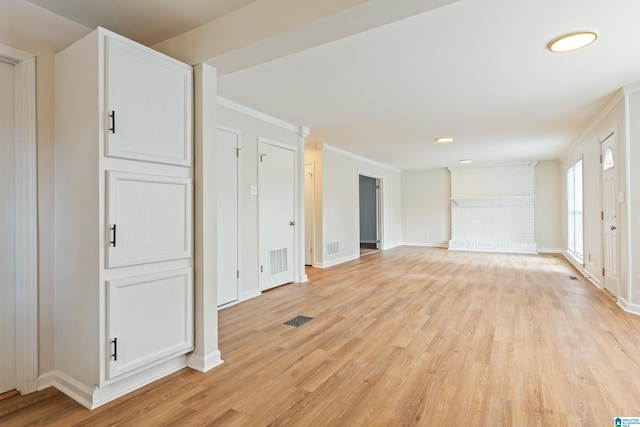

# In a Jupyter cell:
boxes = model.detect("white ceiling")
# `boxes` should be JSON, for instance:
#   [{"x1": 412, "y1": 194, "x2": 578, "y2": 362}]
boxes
[
  {"x1": 217, "y1": 0, "x2": 640, "y2": 170},
  {"x1": 24, "y1": 0, "x2": 256, "y2": 45},
  {"x1": 24, "y1": 0, "x2": 640, "y2": 170}
]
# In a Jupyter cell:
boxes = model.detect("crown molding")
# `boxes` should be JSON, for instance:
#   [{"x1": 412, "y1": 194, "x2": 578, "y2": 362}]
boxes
[
  {"x1": 560, "y1": 88, "x2": 625, "y2": 162},
  {"x1": 217, "y1": 96, "x2": 308, "y2": 136},
  {"x1": 322, "y1": 143, "x2": 401, "y2": 173}
]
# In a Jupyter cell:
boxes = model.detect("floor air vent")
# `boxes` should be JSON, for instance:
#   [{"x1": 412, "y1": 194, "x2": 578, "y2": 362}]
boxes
[
  {"x1": 569, "y1": 276, "x2": 578, "y2": 280},
  {"x1": 283, "y1": 315, "x2": 313, "y2": 327}
]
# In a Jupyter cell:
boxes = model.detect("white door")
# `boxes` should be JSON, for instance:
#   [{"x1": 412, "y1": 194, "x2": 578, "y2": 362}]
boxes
[
  {"x1": 304, "y1": 163, "x2": 314, "y2": 266},
  {"x1": 105, "y1": 36, "x2": 192, "y2": 166},
  {"x1": 0, "y1": 60, "x2": 16, "y2": 393},
  {"x1": 217, "y1": 128, "x2": 239, "y2": 306},
  {"x1": 259, "y1": 140, "x2": 296, "y2": 290},
  {"x1": 602, "y1": 134, "x2": 619, "y2": 295},
  {"x1": 106, "y1": 269, "x2": 193, "y2": 379},
  {"x1": 106, "y1": 171, "x2": 192, "y2": 268}
]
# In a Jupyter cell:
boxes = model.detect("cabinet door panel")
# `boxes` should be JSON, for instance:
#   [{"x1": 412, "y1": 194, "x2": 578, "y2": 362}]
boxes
[
  {"x1": 105, "y1": 36, "x2": 192, "y2": 166},
  {"x1": 106, "y1": 171, "x2": 192, "y2": 268},
  {"x1": 106, "y1": 269, "x2": 193, "y2": 379}
]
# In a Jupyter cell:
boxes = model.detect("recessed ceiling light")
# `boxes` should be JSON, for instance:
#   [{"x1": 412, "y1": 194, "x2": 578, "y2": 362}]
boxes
[
  {"x1": 459, "y1": 159, "x2": 473, "y2": 164},
  {"x1": 547, "y1": 31, "x2": 597, "y2": 53},
  {"x1": 435, "y1": 137, "x2": 454, "y2": 144}
]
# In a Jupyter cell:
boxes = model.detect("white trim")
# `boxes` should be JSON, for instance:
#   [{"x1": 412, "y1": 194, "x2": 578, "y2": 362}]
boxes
[
  {"x1": 218, "y1": 96, "x2": 308, "y2": 135},
  {"x1": 447, "y1": 160, "x2": 537, "y2": 171},
  {"x1": 315, "y1": 253, "x2": 360, "y2": 268},
  {"x1": 0, "y1": 44, "x2": 38, "y2": 395},
  {"x1": 50, "y1": 355, "x2": 190, "y2": 409},
  {"x1": 240, "y1": 289, "x2": 262, "y2": 302},
  {"x1": 323, "y1": 143, "x2": 401, "y2": 173},
  {"x1": 623, "y1": 81, "x2": 640, "y2": 95},
  {"x1": 187, "y1": 350, "x2": 223, "y2": 373},
  {"x1": 562, "y1": 251, "x2": 602, "y2": 289},
  {"x1": 561, "y1": 89, "x2": 625, "y2": 162},
  {"x1": 617, "y1": 297, "x2": 640, "y2": 317},
  {"x1": 537, "y1": 248, "x2": 563, "y2": 254},
  {"x1": 401, "y1": 242, "x2": 449, "y2": 249}
]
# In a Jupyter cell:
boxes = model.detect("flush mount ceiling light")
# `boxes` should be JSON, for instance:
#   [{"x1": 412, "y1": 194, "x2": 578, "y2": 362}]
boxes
[
  {"x1": 435, "y1": 136, "x2": 454, "y2": 144},
  {"x1": 547, "y1": 31, "x2": 598, "y2": 53},
  {"x1": 459, "y1": 159, "x2": 473, "y2": 164}
]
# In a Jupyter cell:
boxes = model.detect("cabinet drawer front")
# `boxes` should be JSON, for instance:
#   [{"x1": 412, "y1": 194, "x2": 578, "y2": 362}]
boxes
[
  {"x1": 106, "y1": 171, "x2": 192, "y2": 268},
  {"x1": 105, "y1": 36, "x2": 192, "y2": 166},
  {"x1": 106, "y1": 268, "x2": 193, "y2": 380}
]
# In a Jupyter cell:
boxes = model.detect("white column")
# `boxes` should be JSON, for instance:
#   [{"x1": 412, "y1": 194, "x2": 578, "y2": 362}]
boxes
[{"x1": 189, "y1": 63, "x2": 223, "y2": 372}]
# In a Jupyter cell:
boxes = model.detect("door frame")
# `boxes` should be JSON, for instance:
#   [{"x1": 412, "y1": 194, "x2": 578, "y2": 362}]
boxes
[
  {"x1": 258, "y1": 137, "x2": 299, "y2": 290},
  {"x1": 0, "y1": 44, "x2": 38, "y2": 394},
  {"x1": 357, "y1": 170, "x2": 384, "y2": 251},
  {"x1": 600, "y1": 129, "x2": 619, "y2": 296}
]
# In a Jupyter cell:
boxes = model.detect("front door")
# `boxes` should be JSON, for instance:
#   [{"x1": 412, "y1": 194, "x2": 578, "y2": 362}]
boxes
[
  {"x1": 259, "y1": 140, "x2": 296, "y2": 290},
  {"x1": 601, "y1": 133, "x2": 619, "y2": 296},
  {"x1": 0, "y1": 59, "x2": 16, "y2": 394}
]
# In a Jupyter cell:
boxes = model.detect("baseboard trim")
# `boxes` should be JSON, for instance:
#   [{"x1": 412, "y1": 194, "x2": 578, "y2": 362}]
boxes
[
  {"x1": 240, "y1": 289, "x2": 261, "y2": 302},
  {"x1": 537, "y1": 248, "x2": 563, "y2": 254},
  {"x1": 188, "y1": 350, "x2": 224, "y2": 373},
  {"x1": 50, "y1": 355, "x2": 189, "y2": 409},
  {"x1": 617, "y1": 297, "x2": 640, "y2": 316},
  {"x1": 562, "y1": 252, "x2": 602, "y2": 289},
  {"x1": 401, "y1": 242, "x2": 448, "y2": 249},
  {"x1": 315, "y1": 253, "x2": 360, "y2": 268}
]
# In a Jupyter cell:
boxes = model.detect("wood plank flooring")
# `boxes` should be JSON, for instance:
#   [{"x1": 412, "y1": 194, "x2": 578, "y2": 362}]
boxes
[{"x1": 3, "y1": 246, "x2": 640, "y2": 426}]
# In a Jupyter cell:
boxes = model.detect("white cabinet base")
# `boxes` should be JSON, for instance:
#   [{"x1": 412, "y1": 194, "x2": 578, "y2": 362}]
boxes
[{"x1": 49, "y1": 355, "x2": 188, "y2": 409}]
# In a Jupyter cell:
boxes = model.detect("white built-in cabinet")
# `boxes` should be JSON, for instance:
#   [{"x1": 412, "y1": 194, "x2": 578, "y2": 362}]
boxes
[{"x1": 55, "y1": 27, "x2": 193, "y2": 409}]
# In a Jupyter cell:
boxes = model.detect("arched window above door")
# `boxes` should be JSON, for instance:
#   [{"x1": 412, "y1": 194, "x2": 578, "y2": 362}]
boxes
[{"x1": 603, "y1": 147, "x2": 614, "y2": 171}]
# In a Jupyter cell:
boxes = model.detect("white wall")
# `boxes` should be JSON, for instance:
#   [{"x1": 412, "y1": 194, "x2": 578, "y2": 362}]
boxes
[
  {"x1": 217, "y1": 102, "x2": 302, "y2": 300},
  {"x1": 0, "y1": 0, "x2": 90, "y2": 375},
  {"x1": 560, "y1": 94, "x2": 626, "y2": 294},
  {"x1": 401, "y1": 168, "x2": 450, "y2": 246},
  {"x1": 624, "y1": 87, "x2": 640, "y2": 310},
  {"x1": 535, "y1": 160, "x2": 562, "y2": 252},
  {"x1": 310, "y1": 144, "x2": 402, "y2": 267},
  {"x1": 401, "y1": 161, "x2": 562, "y2": 252}
]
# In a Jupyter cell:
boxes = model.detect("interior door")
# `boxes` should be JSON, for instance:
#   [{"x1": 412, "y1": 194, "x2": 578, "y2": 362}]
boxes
[
  {"x1": 259, "y1": 140, "x2": 296, "y2": 290},
  {"x1": 0, "y1": 60, "x2": 16, "y2": 394},
  {"x1": 304, "y1": 163, "x2": 314, "y2": 266},
  {"x1": 217, "y1": 128, "x2": 239, "y2": 306},
  {"x1": 602, "y1": 133, "x2": 619, "y2": 295}
]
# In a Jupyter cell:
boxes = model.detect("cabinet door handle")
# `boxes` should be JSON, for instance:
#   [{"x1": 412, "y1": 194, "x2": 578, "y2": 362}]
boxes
[
  {"x1": 111, "y1": 337, "x2": 118, "y2": 361},
  {"x1": 109, "y1": 110, "x2": 116, "y2": 133},
  {"x1": 110, "y1": 224, "x2": 117, "y2": 247}
]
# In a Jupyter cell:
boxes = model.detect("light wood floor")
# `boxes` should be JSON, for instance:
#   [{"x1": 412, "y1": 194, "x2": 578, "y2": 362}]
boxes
[{"x1": 3, "y1": 246, "x2": 640, "y2": 426}]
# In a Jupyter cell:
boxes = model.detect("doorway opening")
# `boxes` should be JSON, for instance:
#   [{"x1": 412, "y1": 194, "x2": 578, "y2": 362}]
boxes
[{"x1": 359, "y1": 174, "x2": 381, "y2": 257}]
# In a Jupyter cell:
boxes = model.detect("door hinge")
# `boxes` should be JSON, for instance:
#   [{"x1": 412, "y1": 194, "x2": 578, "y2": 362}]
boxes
[
  {"x1": 601, "y1": 211, "x2": 604, "y2": 220},
  {"x1": 602, "y1": 267, "x2": 605, "y2": 276},
  {"x1": 237, "y1": 270, "x2": 240, "y2": 278},
  {"x1": 260, "y1": 154, "x2": 266, "y2": 163},
  {"x1": 260, "y1": 265, "x2": 264, "y2": 273},
  {"x1": 600, "y1": 154, "x2": 603, "y2": 163},
  {"x1": 236, "y1": 147, "x2": 241, "y2": 157}
]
